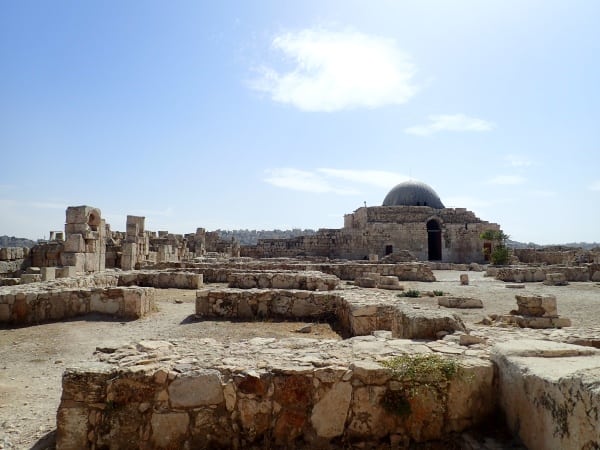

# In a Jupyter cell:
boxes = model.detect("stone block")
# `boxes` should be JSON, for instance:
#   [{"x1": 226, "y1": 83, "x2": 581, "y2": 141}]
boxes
[
  {"x1": 515, "y1": 294, "x2": 557, "y2": 317},
  {"x1": 56, "y1": 407, "x2": 90, "y2": 450},
  {"x1": 20, "y1": 273, "x2": 41, "y2": 284},
  {"x1": 168, "y1": 370, "x2": 224, "y2": 407},
  {"x1": 40, "y1": 266, "x2": 56, "y2": 281},
  {"x1": 0, "y1": 303, "x2": 10, "y2": 321},
  {"x1": 310, "y1": 381, "x2": 352, "y2": 438},
  {"x1": 491, "y1": 340, "x2": 600, "y2": 450},
  {"x1": 391, "y1": 306, "x2": 467, "y2": 339},
  {"x1": 64, "y1": 234, "x2": 85, "y2": 253},
  {"x1": 438, "y1": 296, "x2": 483, "y2": 309},
  {"x1": 460, "y1": 274, "x2": 469, "y2": 285},
  {"x1": 90, "y1": 293, "x2": 120, "y2": 315},
  {"x1": 56, "y1": 266, "x2": 77, "y2": 278},
  {"x1": 61, "y1": 253, "x2": 85, "y2": 273},
  {"x1": 544, "y1": 272, "x2": 568, "y2": 286},
  {"x1": 150, "y1": 412, "x2": 189, "y2": 448}
]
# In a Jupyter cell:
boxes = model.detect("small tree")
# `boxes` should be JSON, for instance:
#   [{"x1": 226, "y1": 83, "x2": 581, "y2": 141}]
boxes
[{"x1": 480, "y1": 230, "x2": 510, "y2": 265}]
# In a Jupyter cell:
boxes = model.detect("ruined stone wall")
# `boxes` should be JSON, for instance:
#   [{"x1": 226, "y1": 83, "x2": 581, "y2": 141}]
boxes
[
  {"x1": 118, "y1": 271, "x2": 203, "y2": 289},
  {"x1": 512, "y1": 248, "x2": 598, "y2": 265},
  {"x1": 57, "y1": 338, "x2": 495, "y2": 449},
  {"x1": 152, "y1": 261, "x2": 435, "y2": 283},
  {"x1": 227, "y1": 270, "x2": 339, "y2": 291},
  {"x1": 490, "y1": 264, "x2": 600, "y2": 282},
  {"x1": 0, "y1": 286, "x2": 154, "y2": 325},
  {"x1": 0, "y1": 247, "x2": 28, "y2": 277}
]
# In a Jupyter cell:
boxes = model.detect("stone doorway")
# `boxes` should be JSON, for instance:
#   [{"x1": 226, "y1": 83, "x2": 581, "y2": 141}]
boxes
[
  {"x1": 385, "y1": 245, "x2": 393, "y2": 256},
  {"x1": 427, "y1": 219, "x2": 442, "y2": 260}
]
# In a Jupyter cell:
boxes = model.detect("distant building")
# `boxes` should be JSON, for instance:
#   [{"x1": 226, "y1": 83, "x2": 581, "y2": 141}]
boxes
[{"x1": 244, "y1": 180, "x2": 501, "y2": 263}]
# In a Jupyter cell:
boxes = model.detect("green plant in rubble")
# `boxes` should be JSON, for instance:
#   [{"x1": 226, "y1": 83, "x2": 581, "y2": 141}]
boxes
[
  {"x1": 433, "y1": 290, "x2": 445, "y2": 296},
  {"x1": 382, "y1": 353, "x2": 459, "y2": 384},
  {"x1": 397, "y1": 289, "x2": 421, "y2": 298},
  {"x1": 380, "y1": 353, "x2": 461, "y2": 418}
]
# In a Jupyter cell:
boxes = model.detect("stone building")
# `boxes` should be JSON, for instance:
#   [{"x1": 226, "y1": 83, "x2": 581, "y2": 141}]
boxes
[{"x1": 244, "y1": 180, "x2": 501, "y2": 264}]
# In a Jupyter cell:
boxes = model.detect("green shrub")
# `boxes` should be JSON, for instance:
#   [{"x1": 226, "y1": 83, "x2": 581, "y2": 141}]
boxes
[
  {"x1": 433, "y1": 290, "x2": 445, "y2": 296},
  {"x1": 382, "y1": 353, "x2": 459, "y2": 383},
  {"x1": 397, "y1": 289, "x2": 420, "y2": 298}
]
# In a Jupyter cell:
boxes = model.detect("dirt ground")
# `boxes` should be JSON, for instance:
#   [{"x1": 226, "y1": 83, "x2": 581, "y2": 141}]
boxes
[{"x1": 1, "y1": 271, "x2": 599, "y2": 449}]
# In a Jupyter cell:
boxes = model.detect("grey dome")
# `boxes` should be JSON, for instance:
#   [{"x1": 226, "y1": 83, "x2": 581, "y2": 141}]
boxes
[{"x1": 382, "y1": 180, "x2": 445, "y2": 208}]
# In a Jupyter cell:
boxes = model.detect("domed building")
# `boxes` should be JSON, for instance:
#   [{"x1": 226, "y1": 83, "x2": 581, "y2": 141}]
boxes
[
  {"x1": 382, "y1": 180, "x2": 445, "y2": 209},
  {"x1": 249, "y1": 180, "x2": 502, "y2": 263}
]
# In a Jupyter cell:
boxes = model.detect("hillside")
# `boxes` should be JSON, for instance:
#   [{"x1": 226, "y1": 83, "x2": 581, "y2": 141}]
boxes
[{"x1": 0, "y1": 235, "x2": 37, "y2": 248}]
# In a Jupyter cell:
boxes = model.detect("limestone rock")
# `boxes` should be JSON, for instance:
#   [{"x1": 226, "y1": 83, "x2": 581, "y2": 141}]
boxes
[
  {"x1": 391, "y1": 306, "x2": 467, "y2": 339},
  {"x1": 491, "y1": 339, "x2": 600, "y2": 450},
  {"x1": 438, "y1": 296, "x2": 483, "y2": 309},
  {"x1": 544, "y1": 272, "x2": 568, "y2": 286},
  {"x1": 515, "y1": 294, "x2": 557, "y2": 317}
]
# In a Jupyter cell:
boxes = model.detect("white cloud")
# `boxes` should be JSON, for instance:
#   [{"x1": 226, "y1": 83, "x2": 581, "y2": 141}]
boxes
[
  {"x1": 316, "y1": 168, "x2": 409, "y2": 188},
  {"x1": 405, "y1": 114, "x2": 494, "y2": 136},
  {"x1": 263, "y1": 168, "x2": 409, "y2": 194},
  {"x1": 250, "y1": 28, "x2": 418, "y2": 112},
  {"x1": 505, "y1": 154, "x2": 533, "y2": 167},
  {"x1": 263, "y1": 168, "x2": 359, "y2": 195},
  {"x1": 589, "y1": 180, "x2": 600, "y2": 191},
  {"x1": 487, "y1": 175, "x2": 526, "y2": 185}
]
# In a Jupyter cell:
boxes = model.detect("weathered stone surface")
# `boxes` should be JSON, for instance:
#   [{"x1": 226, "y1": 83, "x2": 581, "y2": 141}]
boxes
[
  {"x1": 168, "y1": 370, "x2": 224, "y2": 407},
  {"x1": 0, "y1": 284, "x2": 154, "y2": 324},
  {"x1": 491, "y1": 340, "x2": 600, "y2": 450},
  {"x1": 544, "y1": 272, "x2": 569, "y2": 286},
  {"x1": 227, "y1": 270, "x2": 339, "y2": 291},
  {"x1": 57, "y1": 336, "x2": 495, "y2": 449},
  {"x1": 438, "y1": 296, "x2": 483, "y2": 309},
  {"x1": 515, "y1": 293, "x2": 558, "y2": 317},
  {"x1": 391, "y1": 306, "x2": 467, "y2": 339},
  {"x1": 151, "y1": 412, "x2": 189, "y2": 448},
  {"x1": 494, "y1": 265, "x2": 592, "y2": 283}
]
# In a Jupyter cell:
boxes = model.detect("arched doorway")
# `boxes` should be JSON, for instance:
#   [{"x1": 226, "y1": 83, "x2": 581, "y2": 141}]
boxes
[{"x1": 427, "y1": 219, "x2": 442, "y2": 261}]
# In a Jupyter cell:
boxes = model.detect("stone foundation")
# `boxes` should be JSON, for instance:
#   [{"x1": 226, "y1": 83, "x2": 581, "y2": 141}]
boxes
[
  {"x1": 227, "y1": 270, "x2": 339, "y2": 291},
  {"x1": 196, "y1": 288, "x2": 468, "y2": 339},
  {"x1": 0, "y1": 286, "x2": 154, "y2": 324},
  {"x1": 490, "y1": 265, "x2": 598, "y2": 282},
  {"x1": 153, "y1": 261, "x2": 436, "y2": 283},
  {"x1": 57, "y1": 337, "x2": 495, "y2": 449},
  {"x1": 118, "y1": 270, "x2": 203, "y2": 289}
]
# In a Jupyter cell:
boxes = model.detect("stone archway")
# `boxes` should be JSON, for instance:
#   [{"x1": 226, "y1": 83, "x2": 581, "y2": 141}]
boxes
[{"x1": 427, "y1": 219, "x2": 442, "y2": 261}]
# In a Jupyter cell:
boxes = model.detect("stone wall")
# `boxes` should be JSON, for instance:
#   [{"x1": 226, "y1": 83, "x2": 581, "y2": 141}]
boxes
[
  {"x1": 513, "y1": 248, "x2": 599, "y2": 265},
  {"x1": 0, "y1": 286, "x2": 154, "y2": 325},
  {"x1": 491, "y1": 264, "x2": 600, "y2": 282},
  {"x1": 196, "y1": 288, "x2": 341, "y2": 323},
  {"x1": 196, "y1": 288, "x2": 466, "y2": 339},
  {"x1": 227, "y1": 270, "x2": 340, "y2": 291},
  {"x1": 57, "y1": 338, "x2": 495, "y2": 449},
  {"x1": 118, "y1": 271, "x2": 203, "y2": 290},
  {"x1": 150, "y1": 261, "x2": 436, "y2": 283}
]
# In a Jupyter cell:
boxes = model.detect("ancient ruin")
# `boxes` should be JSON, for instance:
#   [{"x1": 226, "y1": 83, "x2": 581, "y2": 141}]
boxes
[{"x1": 1, "y1": 186, "x2": 600, "y2": 449}]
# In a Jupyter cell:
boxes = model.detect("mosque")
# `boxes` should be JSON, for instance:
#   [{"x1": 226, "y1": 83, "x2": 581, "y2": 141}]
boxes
[{"x1": 246, "y1": 180, "x2": 502, "y2": 263}]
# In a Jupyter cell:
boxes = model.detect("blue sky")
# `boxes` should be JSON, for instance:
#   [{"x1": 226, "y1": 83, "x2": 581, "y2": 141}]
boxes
[{"x1": 1, "y1": 1, "x2": 599, "y2": 244}]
